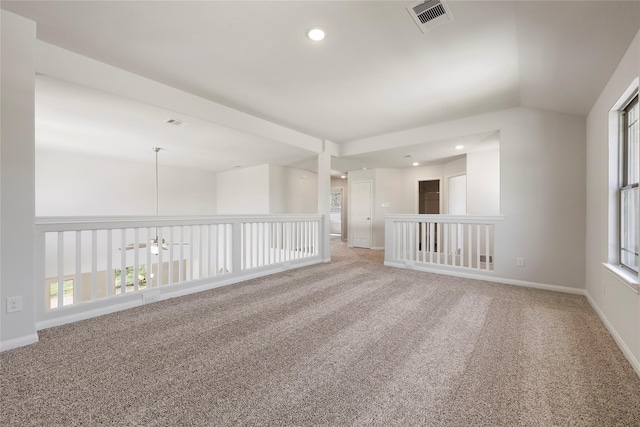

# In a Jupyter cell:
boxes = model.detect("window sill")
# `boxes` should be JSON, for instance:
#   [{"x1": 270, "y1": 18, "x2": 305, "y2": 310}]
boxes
[{"x1": 602, "y1": 263, "x2": 639, "y2": 294}]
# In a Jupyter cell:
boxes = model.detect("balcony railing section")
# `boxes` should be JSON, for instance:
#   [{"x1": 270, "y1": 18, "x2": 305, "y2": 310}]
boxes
[
  {"x1": 36, "y1": 215, "x2": 322, "y2": 326},
  {"x1": 385, "y1": 215, "x2": 502, "y2": 272}
]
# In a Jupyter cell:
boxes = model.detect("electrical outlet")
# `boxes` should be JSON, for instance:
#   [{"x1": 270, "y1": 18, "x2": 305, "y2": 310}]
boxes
[
  {"x1": 6, "y1": 296, "x2": 22, "y2": 313},
  {"x1": 142, "y1": 291, "x2": 160, "y2": 305},
  {"x1": 516, "y1": 257, "x2": 525, "y2": 267}
]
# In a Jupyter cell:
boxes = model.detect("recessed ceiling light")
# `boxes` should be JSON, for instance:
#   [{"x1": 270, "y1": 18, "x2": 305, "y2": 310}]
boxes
[
  {"x1": 455, "y1": 145, "x2": 464, "y2": 150},
  {"x1": 307, "y1": 28, "x2": 326, "y2": 41},
  {"x1": 412, "y1": 162, "x2": 419, "y2": 166},
  {"x1": 341, "y1": 175, "x2": 346, "y2": 179},
  {"x1": 362, "y1": 167, "x2": 367, "y2": 170}
]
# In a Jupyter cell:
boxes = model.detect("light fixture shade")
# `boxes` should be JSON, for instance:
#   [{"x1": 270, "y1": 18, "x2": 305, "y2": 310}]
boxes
[{"x1": 150, "y1": 239, "x2": 159, "y2": 255}]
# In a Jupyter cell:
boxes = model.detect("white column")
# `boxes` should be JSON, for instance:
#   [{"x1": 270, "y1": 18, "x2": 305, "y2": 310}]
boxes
[
  {"x1": 318, "y1": 142, "x2": 331, "y2": 262},
  {"x1": 0, "y1": 11, "x2": 38, "y2": 351}
]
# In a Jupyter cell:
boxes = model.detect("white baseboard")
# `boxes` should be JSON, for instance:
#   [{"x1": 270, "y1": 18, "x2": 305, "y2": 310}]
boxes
[
  {"x1": 584, "y1": 291, "x2": 640, "y2": 378},
  {"x1": 385, "y1": 261, "x2": 585, "y2": 295},
  {"x1": 0, "y1": 332, "x2": 39, "y2": 352},
  {"x1": 37, "y1": 299, "x2": 143, "y2": 331}
]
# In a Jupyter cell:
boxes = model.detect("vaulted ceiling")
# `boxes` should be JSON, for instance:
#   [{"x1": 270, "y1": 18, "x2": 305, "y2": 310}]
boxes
[{"x1": 3, "y1": 1, "x2": 639, "y2": 171}]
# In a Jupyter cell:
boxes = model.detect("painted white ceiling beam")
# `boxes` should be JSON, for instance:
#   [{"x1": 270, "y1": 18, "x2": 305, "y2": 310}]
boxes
[{"x1": 36, "y1": 41, "x2": 326, "y2": 155}]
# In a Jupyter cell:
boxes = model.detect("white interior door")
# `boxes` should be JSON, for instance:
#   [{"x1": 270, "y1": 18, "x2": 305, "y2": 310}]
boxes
[{"x1": 351, "y1": 180, "x2": 372, "y2": 248}]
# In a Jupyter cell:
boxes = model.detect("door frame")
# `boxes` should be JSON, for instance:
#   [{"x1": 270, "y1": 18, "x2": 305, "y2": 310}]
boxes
[{"x1": 415, "y1": 176, "x2": 443, "y2": 214}]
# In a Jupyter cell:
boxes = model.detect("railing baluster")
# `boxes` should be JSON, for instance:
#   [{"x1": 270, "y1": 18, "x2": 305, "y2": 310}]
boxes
[
  {"x1": 75, "y1": 231, "x2": 82, "y2": 304},
  {"x1": 134, "y1": 228, "x2": 139, "y2": 291},
  {"x1": 120, "y1": 229, "x2": 127, "y2": 294},
  {"x1": 57, "y1": 231, "x2": 64, "y2": 308},
  {"x1": 158, "y1": 227, "x2": 164, "y2": 286},
  {"x1": 214, "y1": 224, "x2": 220, "y2": 276},
  {"x1": 476, "y1": 224, "x2": 481, "y2": 270},
  {"x1": 221, "y1": 224, "x2": 227, "y2": 273},
  {"x1": 189, "y1": 226, "x2": 194, "y2": 280},
  {"x1": 197, "y1": 225, "x2": 202, "y2": 279},
  {"x1": 485, "y1": 224, "x2": 491, "y2": 271},
  {"x1": 445, "y1": 223, "x2": 450, "y2": 266},
  {"x1": 146, "y1": 227, "x2": 152, "y2": 286},
  {"x1": 168, "y1": 226, "x2": 174, "y2": 284},
  {"x1": 91, "y1": 230, "x2": 97, "y2": 301},
  {"x1": 179, "y1": 226, "x2": 185, "y2": 280},
  {"x1": 106, "y1": 229, "x2": 113, "y2": 297},
  {"x1": 207, "y1": 225, "x2": 212, "y2": 278},
  {"x1": 460, "y1": 224, "x2": 465, "y2": 268},
  {"x1": 468, "y1": 223, "x2": 472, "y2": 268}
]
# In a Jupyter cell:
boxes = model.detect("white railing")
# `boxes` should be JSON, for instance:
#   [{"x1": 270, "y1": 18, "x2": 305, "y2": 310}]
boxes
[
  {"x1": 35, "y1": 215, "x2": 322, "y2": 328},
  {"x1": 384, "y1": 215, "x2": 503, "y2": 272}
]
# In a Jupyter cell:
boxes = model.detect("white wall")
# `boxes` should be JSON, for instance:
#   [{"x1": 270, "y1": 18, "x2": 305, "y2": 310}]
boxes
[
  {"x1": 269, "y1": 165, "x2": 286, "y2": 214},
  {"x1": 216, "y1": 164, "x2": 269, "y2": 214},
  {"x1": 0, "y1": 11, "x2": 38, "y2": 350},
  {"x1": 218, "y1": 164, "x2": 318, "y2": 215},
  {"x1": 346, "y1": 106, "x2": 586, "y2": 290},
  {"x1": 280, "y1": 166, "x2": 318, "y2": 214},
  {"x1": 586, "y1": 30, "x2": 640, "y2": 371},
  {"x1": 36, "y1": 149, "x2": 217, "y2": 216},
  {"x1": 467, "y1": 148, "x2": 500, "y2": 215},
  {"x1": 373, "y1": 169, "x2": 405, "y2": 248}
]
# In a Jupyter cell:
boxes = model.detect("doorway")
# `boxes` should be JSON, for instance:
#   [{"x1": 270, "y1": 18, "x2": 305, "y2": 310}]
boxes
[
  {"x1": 418, "y1": 179, "x2": 440, "y2": 214},
  {"x1": 330, "y1": 188, "x2": 343, "y2": 238}
]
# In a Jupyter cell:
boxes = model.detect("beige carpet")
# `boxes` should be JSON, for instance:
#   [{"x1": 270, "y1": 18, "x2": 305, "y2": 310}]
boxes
[{"x1": 2, "y1": 240, "x2": 640, "y2": 426}]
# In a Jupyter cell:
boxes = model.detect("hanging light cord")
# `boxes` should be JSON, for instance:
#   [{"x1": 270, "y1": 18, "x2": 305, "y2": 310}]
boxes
[
  {"x1": 153, "y1": 147, "x2": 162, "y2": 245},
  {"x1": 153, "y1": 147, "x2": 161, "y2": 217}
]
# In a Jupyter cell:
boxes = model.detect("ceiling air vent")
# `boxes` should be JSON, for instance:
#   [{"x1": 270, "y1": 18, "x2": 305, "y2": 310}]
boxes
[
  {"x1": 407, "y1": 0, "x2": 454, "y2": 34},
  {"x1": 164, "y1": 118, "x2": 190, "y2": 127}
]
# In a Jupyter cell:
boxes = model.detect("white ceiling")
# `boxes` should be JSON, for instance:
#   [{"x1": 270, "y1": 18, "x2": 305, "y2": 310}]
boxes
[
  {"x1": 35, "y1": 75, "x2": 315, "y2": 172},
  {"x1": 3, "y1": 1, "x2": 640, "y2": 172}
]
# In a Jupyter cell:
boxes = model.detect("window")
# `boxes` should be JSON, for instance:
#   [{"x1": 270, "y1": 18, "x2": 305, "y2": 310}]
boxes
[
  {"x1": 114, "y1": 265, "x2": 148, "y2": 292},
  {"x1": 49, "y1": 279, "x2": 74, "y2": 308},
  {"x1": 620, "y1": 94, "x2": 639, "y2": 272}
]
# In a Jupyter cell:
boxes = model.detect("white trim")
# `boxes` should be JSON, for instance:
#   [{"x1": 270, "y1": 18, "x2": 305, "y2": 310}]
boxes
[
  {"x1": 387, "y1": 214, "x2": 504, "y2": 223},
  {"x1": 384, "y1": 261, "x2": 585, "y2": 295},
  {"x1": 603, "y1": 262, "x2": 639, "y2": 293},
  {"x1": 584, "y1": 290, "x2": 640, "y2": 378},
  {"x1": 0, "y1": 333, "x2": 39, "y2": 352}
]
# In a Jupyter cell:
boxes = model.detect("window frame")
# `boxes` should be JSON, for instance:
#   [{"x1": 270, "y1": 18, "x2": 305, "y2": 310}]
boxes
[{"x1": 619, "y1": 93, "x2": 639, "y2": 273}]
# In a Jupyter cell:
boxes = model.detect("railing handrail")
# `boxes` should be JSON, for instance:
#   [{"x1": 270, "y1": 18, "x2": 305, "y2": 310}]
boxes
[
  {"x1": 386, "y1": 214, "x2": 504, "y2": 224},
  {"x1": 36, "y1": 214, "x2": 323, "y2": 231}
]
